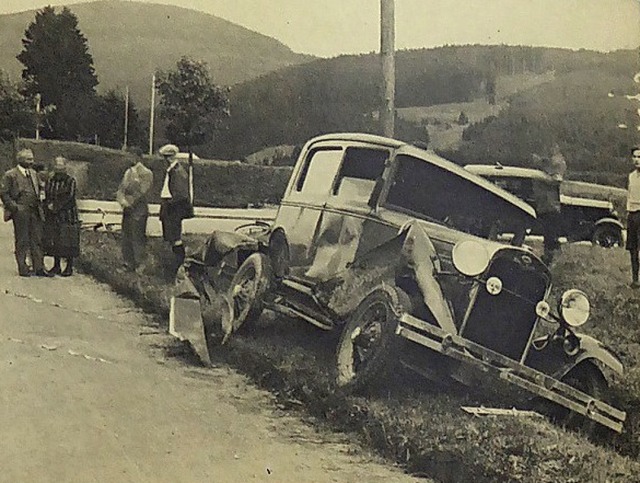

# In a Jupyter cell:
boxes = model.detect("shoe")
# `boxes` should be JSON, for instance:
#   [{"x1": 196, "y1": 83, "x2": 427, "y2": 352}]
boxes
[
  {"x1": 34, "y1": 270, "x2": 54, "y2": 278},
  {"x1": 631, "y1": 281, "x2": 640, "y2": 289},
  {"x1": 18, "y1": 271, "x2": 31, "y2": 277},
  {"x1": 60, "y1": 268, "x2": 73, "y2": 277},
  {"x1": 49, "y1": 266, "x2": 62, "y2": 275}
]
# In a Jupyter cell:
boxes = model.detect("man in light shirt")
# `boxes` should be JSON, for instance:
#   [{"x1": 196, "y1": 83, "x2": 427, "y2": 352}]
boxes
[
  {"x1": 158, "y1": 144, "x2": 193, "y2": 279},
  {"x1": 116, "y1": 148, "x2": 153, "y2": 272},
  {"x1": 627, "y1": 146, "x2": 640, "y2": 288}
]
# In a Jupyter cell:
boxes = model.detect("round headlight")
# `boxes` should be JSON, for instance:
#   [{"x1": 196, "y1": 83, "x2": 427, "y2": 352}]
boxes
[
  {"x1": 559, "y1": 289, "x2": 590, "y2": 327},
  {"x1": 452, "y1": 240, "x2": 491, "y2": 277}
]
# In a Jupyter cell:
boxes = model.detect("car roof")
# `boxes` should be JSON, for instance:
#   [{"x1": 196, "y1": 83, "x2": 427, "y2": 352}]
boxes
[
  {"x1": 305, "y1": 133, "x2": 537, "y2": 219},
  {"x1": 464, "y1": 164, "x2": 553, "y2": 181}
]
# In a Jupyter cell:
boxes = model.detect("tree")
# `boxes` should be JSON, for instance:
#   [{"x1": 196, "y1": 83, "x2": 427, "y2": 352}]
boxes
[
  {"x1": 155, "y1": 56, "x2": 230, "y2": 154},
  {"x1": 95, "y1": 90, "x2": 146, "y2": 150},
  {"x1": 0, "y1": 72, "x2": 34, "y2": 141},
  {"x1": 17, "y1": 6, "x2": 99, "y2": 141}
]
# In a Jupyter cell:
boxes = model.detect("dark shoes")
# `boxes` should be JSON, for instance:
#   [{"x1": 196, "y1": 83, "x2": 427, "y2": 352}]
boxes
[
  {"x1": 49, "y1": 265, "x2": 62, "y2": 275},
  {"x1": 18, "y1": 270, "x2": 31, "y2": 277},
  {"x1": 631, "y1": 281, "x2": 640, "y2": 289},
  {"x1": 60, "y1": 268, "x2": 73, "y2": 277},
  {"x1": 34, "y1": 269, "x2": 54, "y2": 278}
]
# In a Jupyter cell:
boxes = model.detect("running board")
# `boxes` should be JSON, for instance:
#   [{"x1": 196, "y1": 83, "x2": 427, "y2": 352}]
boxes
[{"x1": 396, "y1": 313, "x2": 626, "y2": 433}]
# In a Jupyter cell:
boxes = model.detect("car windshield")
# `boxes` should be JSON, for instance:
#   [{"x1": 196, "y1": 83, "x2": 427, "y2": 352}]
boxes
[{"x1": 384, "y1": 154, "x2": 533, "y2": 241}]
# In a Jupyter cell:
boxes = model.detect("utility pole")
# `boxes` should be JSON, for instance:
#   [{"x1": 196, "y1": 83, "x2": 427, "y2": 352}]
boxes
[
  {"x1": 149, "y1": 74, "x2": 156, "y2": 155},
  {"x1": 380, "y1": 0, "x2": 395, "y2": 138},
  {"x1": 123, "y1": 85, "x2": 129, "y2": 150}
]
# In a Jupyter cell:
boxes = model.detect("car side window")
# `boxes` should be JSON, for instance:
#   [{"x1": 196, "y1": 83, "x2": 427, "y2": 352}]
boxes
[
  {"x1": 332, "y1": 147, "x2": 388, "y2": 203},
  {"x1": 295, "y1": 147, "x2": 344, "y2": 196}
]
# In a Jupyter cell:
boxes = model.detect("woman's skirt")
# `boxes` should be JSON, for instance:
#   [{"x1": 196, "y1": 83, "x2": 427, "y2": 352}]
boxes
[{"x1": 44, "y1": 222, "x2": 80, "y2": 258}]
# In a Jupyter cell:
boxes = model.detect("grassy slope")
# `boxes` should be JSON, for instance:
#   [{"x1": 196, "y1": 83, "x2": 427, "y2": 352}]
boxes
[{"x1": 78, "y1": 230, "x2": 640, "y2": 482}]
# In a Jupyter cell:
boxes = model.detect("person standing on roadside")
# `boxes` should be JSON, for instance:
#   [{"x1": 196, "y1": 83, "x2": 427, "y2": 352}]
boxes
[
  {"x1": 533, "y1": 146, "x2": 567, "y2": 265},
  {"x1": 43, "y1": 156, "x2": 80, "y2": 276},
  {"x1": 0, "y1": 148, "x2": 52, "y2": 277},
  {"x1": 158, "y1": 144, "x2": 193, "y2": 278},
  {"x1": 116, "y1": 149, "x2": 153, "y2": 272},
  {"x1": 626, "y1": 146, "x2": 640, "y2": 288}
]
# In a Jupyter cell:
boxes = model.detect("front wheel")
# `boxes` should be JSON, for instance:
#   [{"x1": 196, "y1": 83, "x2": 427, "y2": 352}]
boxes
[
  {"x1": 592, "y1": 224, "x2": 623, "y2": 248},
  {"x1": 335, "y1": 286, "x2": 409, "y2": 393},
  {"x1": 556, "y1": 362, "x2": 613, "y2": 436},
  {"x1": 227, "y1": 253, "x2": 273, "y2": 336}
]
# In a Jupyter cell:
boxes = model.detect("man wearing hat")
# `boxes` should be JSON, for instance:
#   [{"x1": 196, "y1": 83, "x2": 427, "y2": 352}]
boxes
[
  {"x1": 158, "y1": 144, "x2": 193, "y2": 277},
  {"x1": 0, "y1": 148, "x2": 52, "y2": 277}
]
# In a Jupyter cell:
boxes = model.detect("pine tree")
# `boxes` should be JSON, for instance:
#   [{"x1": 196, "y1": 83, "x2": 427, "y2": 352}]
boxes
[{"x1": 17, "y1": 6, "x2": 99, "y2": 140}]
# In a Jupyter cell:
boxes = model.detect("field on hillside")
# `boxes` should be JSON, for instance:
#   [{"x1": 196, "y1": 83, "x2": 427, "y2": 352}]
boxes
[
  {"x1": 79, "y1": 230, "x2": 640, "y2": 481},
  {"x1": 396, "y1": 72, "x2": 557, "y2": 151}
]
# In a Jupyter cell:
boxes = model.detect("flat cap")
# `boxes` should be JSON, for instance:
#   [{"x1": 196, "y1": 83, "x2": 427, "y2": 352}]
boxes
[{"x1": 159, "y1": 144, "x2": 179, "y2": 157}]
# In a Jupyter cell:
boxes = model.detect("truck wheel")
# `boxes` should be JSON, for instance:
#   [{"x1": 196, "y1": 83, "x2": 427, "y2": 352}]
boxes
[
  {"x1": 335, "y1": 286, "x2": 410, "y2": 393},
  {"x1": 228, "y1": 253, "x2": 273, "y2": 334},
  {"x1": 592, "y1": 225, "x2": 622, "y2": 248},
  {"x1": 555, "y1": 362, "x2": 613, "y2": 436}
]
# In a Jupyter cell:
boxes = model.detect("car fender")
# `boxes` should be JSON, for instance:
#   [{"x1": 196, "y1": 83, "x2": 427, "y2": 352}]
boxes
[
  {"x1": 572, "y1": 333, "x2": 624, "y2": 377},
  {"x1": 526, "y1": 333, "x2": 623, "y2": 379},
  {"x1": 399, "y1": 221, "x2": 457, "y2": 334},
  {"x1": 200, "y1": 230, "x2": 262, "y2": 268},
  {"x1": 594, "y1": 217, "x2": 624, "y2": 230}
]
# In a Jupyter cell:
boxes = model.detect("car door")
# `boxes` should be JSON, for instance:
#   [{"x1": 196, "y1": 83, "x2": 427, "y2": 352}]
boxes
[
  {"x1": 304, "y1": 146, "x2": 391, "y2": 280},
  {"x1": 275, "y1": 145, "x2": 345, "y2": 278}
]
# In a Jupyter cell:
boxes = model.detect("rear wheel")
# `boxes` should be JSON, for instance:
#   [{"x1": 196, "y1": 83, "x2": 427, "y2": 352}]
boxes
[
  {"x1": 227, "y1": 253, "x2": 273, "y2": 334},
  {"x1": 335, "y1": 286, "x2": 410, "y2": 393},
  {"x1": 592, "y1": 224, "x2": 622, "y2": 248}
]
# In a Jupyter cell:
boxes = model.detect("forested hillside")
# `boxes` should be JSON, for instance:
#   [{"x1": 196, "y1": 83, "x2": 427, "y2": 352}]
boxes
[
  {"x1": 212, "y1": 45, "x2": 638, "y2": 183},
  {"x1": 0, "y1": 1, "x2": 313, "y2": 103}
]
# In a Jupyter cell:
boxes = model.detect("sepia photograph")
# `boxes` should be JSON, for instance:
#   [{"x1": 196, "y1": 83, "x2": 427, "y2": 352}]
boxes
[{"x1": 0, "y1": 1, "x2": 639, "y2": 481}]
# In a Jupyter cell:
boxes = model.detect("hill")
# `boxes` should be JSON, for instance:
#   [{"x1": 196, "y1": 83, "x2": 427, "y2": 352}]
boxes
[
  {"x1": 0, "y1": 0, "x2": 313, "y2": 103},
  {"x1": 211, "y1": 45, "x2": 637, "y2": 180}
]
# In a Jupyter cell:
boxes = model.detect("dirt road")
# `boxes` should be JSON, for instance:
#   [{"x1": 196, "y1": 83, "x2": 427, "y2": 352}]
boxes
[{"x1": 0, "y1": 224, "x2": 423, "y2": 483}]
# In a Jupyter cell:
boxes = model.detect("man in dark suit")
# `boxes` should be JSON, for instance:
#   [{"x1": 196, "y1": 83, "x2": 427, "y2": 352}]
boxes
[
  {"x1": 158, "y1": 144, "x2": 193, "y2": 277},
  {"x1": 0, "y1": 148, "x2": 52, "y2": 277}
]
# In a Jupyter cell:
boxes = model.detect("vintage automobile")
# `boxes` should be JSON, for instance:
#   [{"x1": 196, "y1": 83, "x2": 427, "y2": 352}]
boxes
[
  {"x1": 464, "y1": 164, "x2": 624, "y2": 248},
  {"x1": 176, "y1": 133, "x2": 626, "y2": 434}
]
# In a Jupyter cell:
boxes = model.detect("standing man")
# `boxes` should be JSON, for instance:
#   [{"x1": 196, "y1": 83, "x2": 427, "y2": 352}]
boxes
[
  {"x1": 116, "y1": 149, "x2": 153, "y2": 272},
  {"x1": 627, "y1": 146, "x2": 640, "y2": 288},
  {"x1": 158, "y1": 144, "x2": 193, "y2": 278},
  {"x1": 0, "y1": 148, "x2": 52, "y2": 277}
]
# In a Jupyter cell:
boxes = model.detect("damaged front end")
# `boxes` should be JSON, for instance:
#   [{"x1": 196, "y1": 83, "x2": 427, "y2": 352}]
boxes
[{"x1": 169, "y1": 230, "x2": 266, "y2": 364}]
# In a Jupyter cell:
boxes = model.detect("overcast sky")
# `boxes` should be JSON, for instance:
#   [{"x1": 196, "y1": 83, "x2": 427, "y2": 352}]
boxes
[{"x1": 1, "y1": 0, "x2": 639, "y2": 57}]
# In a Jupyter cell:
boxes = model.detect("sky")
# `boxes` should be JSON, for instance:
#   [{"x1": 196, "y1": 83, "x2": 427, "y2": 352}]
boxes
[{"x1": 1, "y1": 0, "x2": 639, "y2": 57}]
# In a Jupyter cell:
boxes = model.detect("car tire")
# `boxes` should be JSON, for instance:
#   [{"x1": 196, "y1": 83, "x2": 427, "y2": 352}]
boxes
[
  {"x1": 592, "y1": 224, "x2": 623, "y2": 248},
  {"x1": 555, "y1": 361, "x2": 614, "y2": 437},
  {"x1": 228, "y1": 253, "x2": 273, "y2": 334},
  {"x1": 334, "y1": 285, "x2": 410, "y2": 393}
]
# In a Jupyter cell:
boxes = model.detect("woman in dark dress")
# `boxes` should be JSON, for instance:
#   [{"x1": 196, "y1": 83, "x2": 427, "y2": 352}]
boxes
[{"x1": 44, "y1": 156, "x2": 80, "y2": 276}]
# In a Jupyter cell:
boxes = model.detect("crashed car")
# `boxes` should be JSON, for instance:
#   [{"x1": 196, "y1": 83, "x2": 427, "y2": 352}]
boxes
[
  {"x1": 176, "y1": 133, "x2": 626, "y2": 434},
  {"x1": 464, "y1": 164, "x2": 624, "y2": 248}
]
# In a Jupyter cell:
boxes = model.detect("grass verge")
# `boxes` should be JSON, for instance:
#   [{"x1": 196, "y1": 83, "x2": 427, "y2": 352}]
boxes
[{"x1": 79, "y1": 231, "x2": 640, "y2": 482}]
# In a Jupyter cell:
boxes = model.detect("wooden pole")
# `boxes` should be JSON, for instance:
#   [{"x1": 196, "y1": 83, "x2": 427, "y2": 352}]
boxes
[
  {"x1": 380, "y1": 0, "x2": 395, "y2": 138},
  {"x1": 149, "y1": 74, "x2": 156, "y2": 155},
  {"x1": 35, "y1": 93, "x2": 41, "y2": 140},
  {"x1": 123, "y1": 85, "x2": 129, "y2": 150}
]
